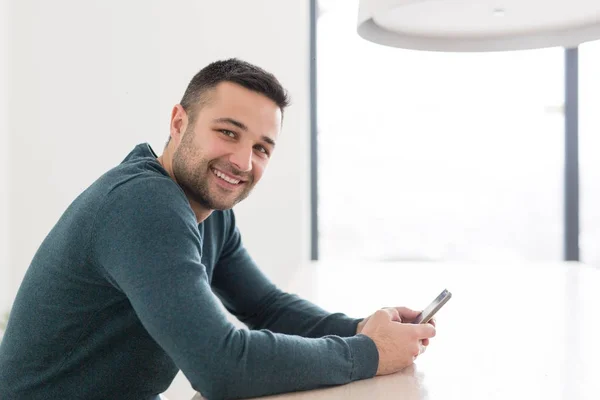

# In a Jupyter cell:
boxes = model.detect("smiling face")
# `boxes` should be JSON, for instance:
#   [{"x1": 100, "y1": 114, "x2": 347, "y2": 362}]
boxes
[{"x1": 171, "y1": 81, "x2": 282, "y2": 211}]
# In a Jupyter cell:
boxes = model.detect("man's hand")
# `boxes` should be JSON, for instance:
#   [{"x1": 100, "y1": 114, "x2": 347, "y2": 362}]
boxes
[
  {"x1": 357, "y1": 307, "x2": 435, "y2": 346},
  {"x1": 358, "y1": 308, "x2": 436, "y2": 375}
]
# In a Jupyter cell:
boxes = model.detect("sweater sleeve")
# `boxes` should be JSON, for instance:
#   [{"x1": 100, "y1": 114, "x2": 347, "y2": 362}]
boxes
[
  {"x1": 91, "y1": 178, "x2": 378, "y2": 400},
  {"x1": 212, "y1": 210, "x2": 362, "y2": 338}
]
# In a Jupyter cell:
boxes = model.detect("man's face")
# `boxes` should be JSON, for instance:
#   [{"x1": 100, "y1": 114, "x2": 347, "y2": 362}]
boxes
[{"x1": 172, "y1": 82, "x2": 282, "y2": 211}]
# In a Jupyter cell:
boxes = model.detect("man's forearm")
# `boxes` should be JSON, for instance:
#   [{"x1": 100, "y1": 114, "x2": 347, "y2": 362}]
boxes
[
  {"x1": 188, "y1": 331, "x2": 378, "y2": 399},
  {"x1": 212, "y1": 237, "x2": 361, "y2": 338},
  {"x1": 238, "y1": 288, "x2": 361, "y2": 338},
  {"x1": 188, "y1": 333, "x2": 377, "y2": 400}
]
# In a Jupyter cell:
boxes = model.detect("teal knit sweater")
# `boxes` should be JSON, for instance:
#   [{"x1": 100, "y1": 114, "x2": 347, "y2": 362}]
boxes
[{"x1": 0, "y1": 144, "x2": 378, "y2": 400}]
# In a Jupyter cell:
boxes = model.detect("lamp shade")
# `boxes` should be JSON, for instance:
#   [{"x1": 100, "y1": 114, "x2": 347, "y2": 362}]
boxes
[{"x1": 357, "y1": 0, "x2": 600, "y2": 51}]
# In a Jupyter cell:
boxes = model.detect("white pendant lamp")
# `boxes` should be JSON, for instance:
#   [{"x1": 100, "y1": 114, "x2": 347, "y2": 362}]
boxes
[{"x1": 357, "y1": 0, "x2": 600, "y2": 51}]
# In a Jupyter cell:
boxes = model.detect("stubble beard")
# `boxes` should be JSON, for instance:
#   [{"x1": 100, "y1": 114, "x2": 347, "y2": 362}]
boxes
[{"x1": 172, "y1": 131, "x2": 254, "y2": 211}]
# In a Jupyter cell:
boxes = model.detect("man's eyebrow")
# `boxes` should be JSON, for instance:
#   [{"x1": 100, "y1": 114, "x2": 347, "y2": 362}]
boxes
[
  {"x1": 262, "y1": 136, "x2": 276, "y2": 148},
  {"x1": 213, "y1": 117, "x2": 248, "y2": 131},
  {"x1": 214, "y1": 117, "x2": 276, "y2": 148}
]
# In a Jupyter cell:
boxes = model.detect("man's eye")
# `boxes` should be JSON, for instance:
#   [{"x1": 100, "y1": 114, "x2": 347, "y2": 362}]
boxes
[
  {"x1": 221, "y1": 130, "x2": 236, "y2": 138},
  {"x1": 255, "y1": 145, "x2": 269, "y2": 156}
]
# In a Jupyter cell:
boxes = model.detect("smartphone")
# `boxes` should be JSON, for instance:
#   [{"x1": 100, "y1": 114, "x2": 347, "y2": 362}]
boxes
[{"x1": 412, "y1": 289, "x2": 452, "y2": 324}]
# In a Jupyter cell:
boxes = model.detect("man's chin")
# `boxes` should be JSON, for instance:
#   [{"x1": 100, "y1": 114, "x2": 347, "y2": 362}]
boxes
[
  {"x1": 206, "y1": 196, "x2": 241, "y2": 211},
  {"x1": 199, "y1": 189, "x2": 250, "y2": 211},
  {"x1": 210, "y1": 203, "x2": 235, "y2": 211}
]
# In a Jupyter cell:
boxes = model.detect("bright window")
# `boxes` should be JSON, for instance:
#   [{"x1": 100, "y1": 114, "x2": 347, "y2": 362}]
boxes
[
  {"x1": 317, "y1": 1, "x2": 565, "y2": 262},
  {"x1": 580, "y1": 40, "x2": 600, "y2": 267}
]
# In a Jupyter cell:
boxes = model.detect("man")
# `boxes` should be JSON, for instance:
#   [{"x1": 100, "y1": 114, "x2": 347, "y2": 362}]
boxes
[{"x1": 0, "y1": 59, "x2": 436, "y2": 400}]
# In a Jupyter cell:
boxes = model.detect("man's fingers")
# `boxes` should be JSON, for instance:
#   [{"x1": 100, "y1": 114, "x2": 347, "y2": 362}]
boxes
[
  {"x1": 373, "y1": 308, "x2": 399, "y2": 323},
  {"x1": 415, "y1": 323, "x2": 436, "y2": 339},
  {"x1": 395, "y1": 307, "x2": 420, "y2": 321},
  {"x1": 422, "y1": 318, "x2": 436, "y2": 343},
  {"x1": 382, "y1": 307, "x2": 401, "y2": 322}
]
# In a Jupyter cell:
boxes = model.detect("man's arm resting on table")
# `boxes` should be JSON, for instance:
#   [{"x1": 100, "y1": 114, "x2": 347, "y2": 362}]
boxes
[
  {"x1": 211, "y1": 213, "x2": 361, "y2": 338},
  {"x1": 94, "y1": 181, "x2": 378, "y2": 399}
]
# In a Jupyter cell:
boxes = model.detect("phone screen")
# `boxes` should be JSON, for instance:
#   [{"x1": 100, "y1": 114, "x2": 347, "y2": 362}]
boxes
[{"x1": 412, "y1": 289, "x2": 452, "y2": 324}]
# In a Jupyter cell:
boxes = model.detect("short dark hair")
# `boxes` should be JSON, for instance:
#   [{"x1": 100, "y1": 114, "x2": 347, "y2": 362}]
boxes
[{"x1": 180, "y1": 58, "x2": 290, "y2": 125}]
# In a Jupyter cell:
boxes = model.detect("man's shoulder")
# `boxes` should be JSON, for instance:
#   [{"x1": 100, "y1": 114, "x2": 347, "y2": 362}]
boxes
[
  {"x1": 81, "y1": 144, "x2": 188, "y2": 222},
  {"x1": 100, "y1": 144, "x2": 182, "y2": 200}
]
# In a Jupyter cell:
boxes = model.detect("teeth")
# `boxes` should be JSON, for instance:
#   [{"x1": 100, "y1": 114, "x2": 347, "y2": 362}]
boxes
[{"x1": 212, "y1": 169, "x2": 240, "y2": 184}]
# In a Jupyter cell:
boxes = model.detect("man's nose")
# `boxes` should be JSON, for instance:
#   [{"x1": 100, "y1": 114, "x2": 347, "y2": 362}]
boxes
[{"x1": 229, "y1": 144, "x2": 253, "y2": 173}]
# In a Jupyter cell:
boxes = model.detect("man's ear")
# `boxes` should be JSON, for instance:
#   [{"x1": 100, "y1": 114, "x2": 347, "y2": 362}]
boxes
[{"x1": 170, "y1": 104, "x2": 189, "y2": 144}]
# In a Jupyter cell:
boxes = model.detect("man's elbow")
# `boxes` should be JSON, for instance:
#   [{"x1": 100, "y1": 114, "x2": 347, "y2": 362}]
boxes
[
  {"x1": 188, "y1": 367, "x2": 246, "y2": 400},
  {"x1": 186, "y1": 330, "x2": 255, "y2": 399}
]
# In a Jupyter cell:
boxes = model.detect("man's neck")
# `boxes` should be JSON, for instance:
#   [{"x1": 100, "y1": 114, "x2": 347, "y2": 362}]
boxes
[{"x1": 158, "y1": 149, "x2": 213, "y2": 224}]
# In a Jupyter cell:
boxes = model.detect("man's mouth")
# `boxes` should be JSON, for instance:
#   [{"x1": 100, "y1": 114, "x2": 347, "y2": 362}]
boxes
[{"x1": 211, "y1": 168, "x2": 244, "y2": 185}]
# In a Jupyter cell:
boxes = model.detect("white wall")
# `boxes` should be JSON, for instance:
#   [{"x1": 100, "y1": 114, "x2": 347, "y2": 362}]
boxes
[
  {"x1": 7, "y1": 0, "x2": 310, "y2": 397},
  {"x1": 1, "y1": 0, "x2": 10, "y2": 317},
  {"x1": 8, "y1": 0, "x2": 310, "y2": 293}
]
